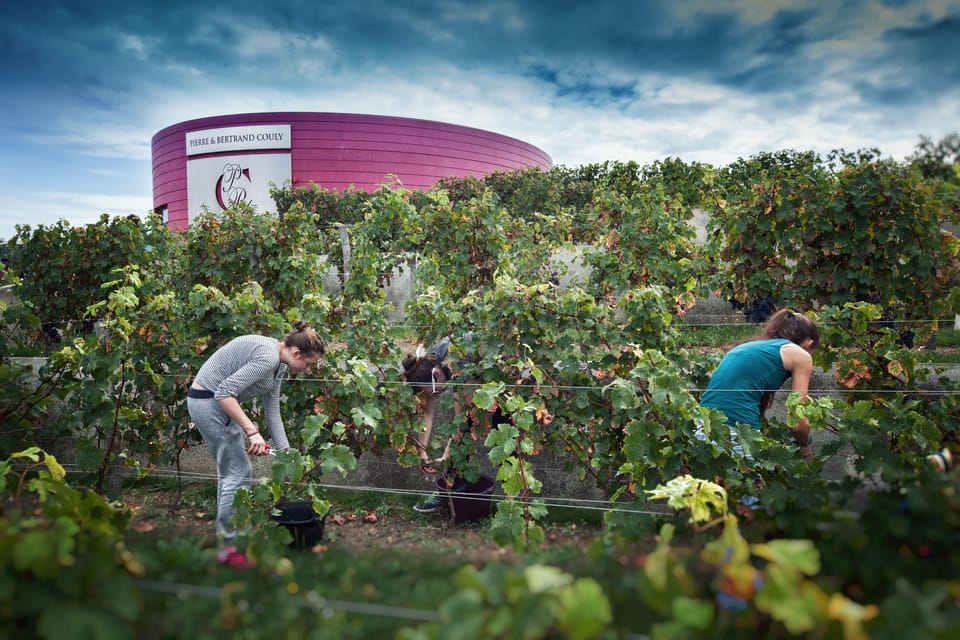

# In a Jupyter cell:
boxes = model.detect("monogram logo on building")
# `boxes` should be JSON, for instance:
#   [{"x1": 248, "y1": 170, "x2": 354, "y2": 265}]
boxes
[{"x1": 215, "y1": 163, "x2": 252, "y2": 209}]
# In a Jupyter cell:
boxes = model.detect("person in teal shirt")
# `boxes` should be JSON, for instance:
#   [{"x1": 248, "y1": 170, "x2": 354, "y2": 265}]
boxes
[{"x1": 699, "y1": 309, "x2": 820, "y2": 458}]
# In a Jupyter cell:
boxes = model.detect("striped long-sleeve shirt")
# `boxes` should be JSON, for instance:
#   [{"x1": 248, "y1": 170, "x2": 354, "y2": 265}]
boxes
[{"x1": 193, "y1": 335, "x2": 290, "y2": 450}]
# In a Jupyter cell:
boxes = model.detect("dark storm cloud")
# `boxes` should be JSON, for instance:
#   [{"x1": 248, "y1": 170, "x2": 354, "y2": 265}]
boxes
[
  {"x1": 1, "y1": 0, "x2": 959, "y2": 240},
  {"x1": 837, "y1": 12, "x2": 959, "y2": 114},
  {"x1": 0, "y1": 0, "x2": 957, "y2": 159},
  {"x1": 1, "y1": 2, "x2": 280, "y2": 87},
  {"x1": 453, "y1": 4, "x2": 766, "y2": 93},
  {"x1": 2, "y1": 0, "x2": 951, "y2": 113},
  {"x1": 715, "y1": 10, "x2": 825, "y2": 94},
  {"x1": 882, "y1": 15, "x2": 960, "y2": 85},
  {"x1": 368, "y1": 3, "x2": 827, "y2": 107},
  {"x1": 0, "y1": 2, "x2": 186, "y2": 98}
]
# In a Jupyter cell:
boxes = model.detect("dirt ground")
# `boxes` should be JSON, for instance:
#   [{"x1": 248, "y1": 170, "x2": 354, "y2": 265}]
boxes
[{"x1": 122, "y1": 483, "x2": 603, "y2": 563}]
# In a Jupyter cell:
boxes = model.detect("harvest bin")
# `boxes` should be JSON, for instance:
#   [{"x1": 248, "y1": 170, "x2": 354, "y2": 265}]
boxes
[
  {"x1": 271, "y1": 500, "x2": 326, "y2": 549},
  {"x1": 435, "y1": 474, "x2": 496, "y2": 523}
]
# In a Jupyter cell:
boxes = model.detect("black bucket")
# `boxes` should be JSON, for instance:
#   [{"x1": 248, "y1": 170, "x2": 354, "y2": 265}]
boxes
[
  {"x1": 271, "y1": 500, "x2": 326, "y2": 549},
  {"x1": 435, "y1": 474, "x2": 496, "y2": 523}
]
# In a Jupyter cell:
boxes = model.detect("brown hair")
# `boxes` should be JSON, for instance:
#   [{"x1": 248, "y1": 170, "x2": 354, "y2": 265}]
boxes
[
  {"x1": 402, "y1": 351, "x2": 451, "y2": 393},
  {"x1": 758, "y1": 309, "x2": 820, "y2": 348},
  {"x1": 282, "y1": 320, "x2": 324, "y2": 357}
]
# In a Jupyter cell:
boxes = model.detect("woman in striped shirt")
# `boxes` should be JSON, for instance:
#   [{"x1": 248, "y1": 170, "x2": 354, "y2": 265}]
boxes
[{"x1": 187, "y1": 320, "x2": 324, "y2": 547}]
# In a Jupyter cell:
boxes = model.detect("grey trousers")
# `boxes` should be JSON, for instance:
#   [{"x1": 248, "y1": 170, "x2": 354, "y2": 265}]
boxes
[{"x1": 187, "y1": 397, "x2": 252, "y2": 543}]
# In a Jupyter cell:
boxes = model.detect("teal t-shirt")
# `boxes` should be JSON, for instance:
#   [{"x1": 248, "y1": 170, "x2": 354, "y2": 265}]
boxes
[{"x1": 699, "y1": 338, "x2": 792, "y2": 430}]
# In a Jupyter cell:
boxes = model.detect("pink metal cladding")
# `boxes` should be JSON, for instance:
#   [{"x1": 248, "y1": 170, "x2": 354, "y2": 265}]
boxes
[{"x1": 151, "y1": 112, "x2": 552, "y2": 230}]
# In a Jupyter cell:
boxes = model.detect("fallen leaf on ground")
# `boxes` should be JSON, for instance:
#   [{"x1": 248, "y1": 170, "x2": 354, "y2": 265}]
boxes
[
  {"x1": 132, "y1": 521, "x2": 157, "y2": 533},
  {"x1": 363, "y1": 510, "x2": 378, "y2": 523}
]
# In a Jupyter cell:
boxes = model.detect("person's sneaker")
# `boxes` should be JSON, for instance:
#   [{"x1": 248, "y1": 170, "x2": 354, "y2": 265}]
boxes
[
  {"x1": 217, "y1": 546, "x2": 255, "y2": 569},
  {"x1": 414, "y1": 492, "x2": 444, "y2": 513}
]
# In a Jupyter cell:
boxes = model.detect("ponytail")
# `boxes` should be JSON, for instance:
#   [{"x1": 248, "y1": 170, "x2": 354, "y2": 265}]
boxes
[{"x1": 759, "y1": 309, "x2": 820, "y2": 348}]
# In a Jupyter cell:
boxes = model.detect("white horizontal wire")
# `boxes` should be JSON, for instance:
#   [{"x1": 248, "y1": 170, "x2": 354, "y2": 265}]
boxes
[
  {"x1": 135, "y1": 578, "x2": 442, "y2": 622},
  {"x1": 59, "y1": 464, "x2": 674, "y2": 517},
  {"x1": 134, "y1": 576, "x2": 653, "y2": 640},
  {"x1": 25, "y1": 459, "x2": 671, "y2": 631},
  {"x1": 15, "y1": 315, "x2": 956, "y2": 329},
  {"x1": 10, "y1": 364, "x2": 957, "y2": 395}
]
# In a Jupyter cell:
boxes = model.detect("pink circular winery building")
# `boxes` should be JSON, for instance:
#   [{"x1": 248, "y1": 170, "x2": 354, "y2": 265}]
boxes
[{"x1": 151, "y1": 112, "x2": 552, "y2": 230}]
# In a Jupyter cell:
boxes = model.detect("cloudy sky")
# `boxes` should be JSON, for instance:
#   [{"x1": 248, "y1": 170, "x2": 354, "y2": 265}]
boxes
[{"x1": 1, "y1": 0, "x2": 958, "y2": 241}]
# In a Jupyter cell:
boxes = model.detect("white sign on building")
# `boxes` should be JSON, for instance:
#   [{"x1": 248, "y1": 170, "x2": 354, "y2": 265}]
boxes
[
  {"x1": 186, "y1": 153, "x2": 291, "y2": 219},
  {"x1": 185, "y1": 125, "x2": 292, "y2": 220},
  {"x1": 186, "y1": 124, "x2": 291, "y2": 156}
]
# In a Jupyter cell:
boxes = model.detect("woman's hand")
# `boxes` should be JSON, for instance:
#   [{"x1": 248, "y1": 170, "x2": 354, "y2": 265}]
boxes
[
  {"x1": 246, "y1": 432, "x2": 269, "y2": 456},
  {"x1": 790, "y1": 422, "x2": 811, "y2": 460},
  {"x1": 419, "y1": 439, "x2": 455, "y2": 475},
  {"x1": 419, "y1": 453, "x2": 439, "y2": 475}
]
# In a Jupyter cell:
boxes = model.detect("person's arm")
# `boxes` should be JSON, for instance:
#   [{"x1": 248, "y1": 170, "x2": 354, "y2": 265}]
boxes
[
  {"x1": 262, "y1": 383, "x2": 290, "y2": 451},
  {"x1": 782, "y1": 343, "x2": 814, "y2": 457},
  {"x1": 217, "y1": 396, "x2": 269, "y2": 455},
  {"x1": 416, "y1": 394, "x2": 439, "y2": 473},
  {"x1": 213, "y1": 350, "x2": 278, "y2": 456}
]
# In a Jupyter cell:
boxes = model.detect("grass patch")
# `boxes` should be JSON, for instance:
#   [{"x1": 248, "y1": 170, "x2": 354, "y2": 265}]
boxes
[
  {"x1": 912, "y1": 327, "x2": 960, "y2": 363},
  {"x1": 924, "y1": 351, "x2": 960, "y2": 363},
  {"x1": 677, "y1": 323, "x2": 756, "y2": 347},
  {"x1": 322, "y1": 484, "x2": 411, "y2": 513},
  {"x1": 534, "y1": 502, "x2": 606, "y2": 529},
  {"x1": 933, "y1": 327, "x2": 960, "y2": 350}
]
